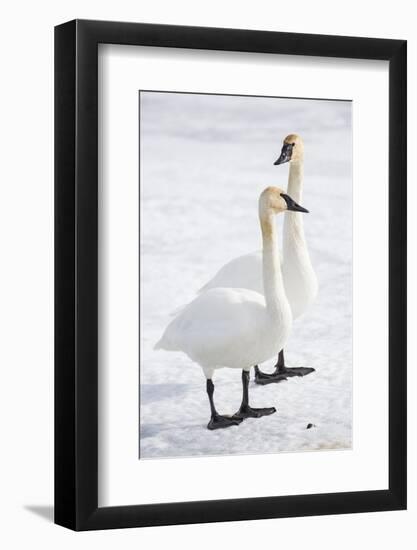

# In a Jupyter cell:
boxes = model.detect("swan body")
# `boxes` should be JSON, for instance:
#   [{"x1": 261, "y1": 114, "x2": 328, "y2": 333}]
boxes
[
  {"x1": 201, "y1": 135, "x2": 318, "y2": 322},
  {"x1": 200, "y1": 249, "x2": 316, "y2": 320},
  {"x1": 156, "y1": 286, "x2": 289, "y2": 378},
  {"x1": 199, "y1": 251, "x2": 265, "y2": 295},
  {"x1": 156, "y1": 187, "x2": 309, "y2": 428}
]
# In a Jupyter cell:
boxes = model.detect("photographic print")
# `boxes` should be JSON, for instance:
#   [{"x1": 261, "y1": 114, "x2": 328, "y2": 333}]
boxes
[{"x1": 139, "y1": 90, "x2": 352, "y2": 459}]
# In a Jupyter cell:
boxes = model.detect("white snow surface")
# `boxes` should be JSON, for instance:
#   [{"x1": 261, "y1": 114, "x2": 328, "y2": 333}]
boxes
[{"x1": 139, "y1": 92, "x2": 352, "y2": 459}]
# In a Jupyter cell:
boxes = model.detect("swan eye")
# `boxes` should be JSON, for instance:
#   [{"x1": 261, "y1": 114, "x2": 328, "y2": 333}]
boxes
[{"x1": 291, "y1": 142, "x2": 295, "y2": 147}]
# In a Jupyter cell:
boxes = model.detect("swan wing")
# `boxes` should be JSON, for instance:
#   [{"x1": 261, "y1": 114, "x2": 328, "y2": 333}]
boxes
[
  {"x1": 199, "y1": 251, "x2": 264, "y2": 294},
  {"x1": 155, "y1": 288, "x2": 267, "y2": 368},
  {"x1": 199, "y1": 250, "x2": 284, "y2": 295}
]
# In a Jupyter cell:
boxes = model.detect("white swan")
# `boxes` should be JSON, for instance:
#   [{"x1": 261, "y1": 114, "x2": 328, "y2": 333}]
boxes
[
  {"x1": 155, "y1": 187, "x2": 309, "y2": 430},
  {"x1": 200, "y1": 134, "x2": 318, "y2": 384}
]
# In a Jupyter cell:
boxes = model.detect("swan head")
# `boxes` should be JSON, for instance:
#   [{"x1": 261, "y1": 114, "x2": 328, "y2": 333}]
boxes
[
  {"x1": 259, "y1": 186, "x2": 309, "y2": 215},
  {"x1": 274, "y1": 134, "x2": 304, "y2": 165}
]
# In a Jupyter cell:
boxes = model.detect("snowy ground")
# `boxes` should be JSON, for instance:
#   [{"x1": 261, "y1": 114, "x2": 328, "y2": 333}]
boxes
[{"x1": 139, "y1": 91, "x2": 352, "y2": 459}]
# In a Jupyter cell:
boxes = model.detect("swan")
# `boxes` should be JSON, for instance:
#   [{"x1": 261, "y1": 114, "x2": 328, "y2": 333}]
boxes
[
  {"x1": 155, "y1": 187, "x2": 309, "y2": 430},
  {"x1": 200, "y1": 134, "x2": 318, "y2": 384}
]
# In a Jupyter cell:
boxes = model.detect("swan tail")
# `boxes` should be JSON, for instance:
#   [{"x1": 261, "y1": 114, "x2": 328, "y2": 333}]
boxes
[
  {"x1": 154, "y1": 334, "x2": 174, "y2": 351},
  {"x1": 154, "y1": 338, "x2": 164, "y2": 350},
  {"x1": 154, "y1": 323, "x2": 181, "y2": 351}
]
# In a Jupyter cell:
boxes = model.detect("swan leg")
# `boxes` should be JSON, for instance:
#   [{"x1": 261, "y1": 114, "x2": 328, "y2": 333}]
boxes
[
  {"x1": 254, "y1": 364, "x2": 288, "y2": 385},
  {"x1": 273, "y1": 350, "x2": 315, "y2": 378},
  {"x1": 257, "y1": 350, "x2": 315, "y2": 385},
  {"x1": 206, "y1": 379, "x2": 243, "y2": 430},
  {"x1": 233, "y1": 370, "x2": 276, "y2": 419}
]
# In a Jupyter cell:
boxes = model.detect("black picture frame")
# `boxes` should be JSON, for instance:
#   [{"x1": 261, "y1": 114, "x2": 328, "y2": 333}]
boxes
[{"x1": 55, "y1": 19, "x2": 407, "y2": 531}]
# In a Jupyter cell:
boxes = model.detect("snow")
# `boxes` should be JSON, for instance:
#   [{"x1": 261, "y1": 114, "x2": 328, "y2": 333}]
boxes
[{"x1": 139, "y1": 91, "x2": 352, "y2": 459}]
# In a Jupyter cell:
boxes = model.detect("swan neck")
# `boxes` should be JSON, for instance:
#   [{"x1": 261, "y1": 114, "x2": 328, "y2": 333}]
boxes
[
  {"x1": 260, "y1": 212, "x2": 287, "y2": 316},
  {"x1": 284, "y1": 160, "x2": 306, "y2": 248},
  {"x1": 287, "y1": 160, "x2": 304, "y2": 203}
]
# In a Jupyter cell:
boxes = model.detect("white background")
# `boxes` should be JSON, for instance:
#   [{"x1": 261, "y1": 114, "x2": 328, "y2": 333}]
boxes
[
  {"x1": 99, "y1": 47, "x2": 387, "y2": 505},
  {"x1": 0, "y1": 1, "x2": 414, "y2": 549}
]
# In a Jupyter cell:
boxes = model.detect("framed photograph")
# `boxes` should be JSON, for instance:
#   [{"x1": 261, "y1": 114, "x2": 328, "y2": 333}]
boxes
[{"x1": 55, "y1": 19, "x2": 407, "y2": 531}]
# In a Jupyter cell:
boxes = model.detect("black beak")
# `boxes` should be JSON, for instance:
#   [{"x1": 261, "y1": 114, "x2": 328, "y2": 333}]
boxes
[
  {"x1": 274, "y1": 143, "x2": 293, "y2": 165},
  {"x1": 280, "y1": 193, "x2": 309, "y2": 213}
]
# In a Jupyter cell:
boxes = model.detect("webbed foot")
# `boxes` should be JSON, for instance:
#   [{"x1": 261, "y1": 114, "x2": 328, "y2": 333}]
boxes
[
  {"x1": 232, "y1": 404, "x2": 276, "y2": 420},
  {"x1": 254, "y1": 365, "x2": 288, "y2": 385},
  {"x1": 207, "y1": 414, "x2": 243, "y2": 430},
  {"x1": 277, "y1": 366, "x2": 315, "y2": 378}
]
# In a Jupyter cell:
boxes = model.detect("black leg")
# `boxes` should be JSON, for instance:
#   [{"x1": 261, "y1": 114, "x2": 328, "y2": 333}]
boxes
[
  {"x1": 233, "y1": 370, "x2": 276, "y2": 419},
  {"x1": 206, "y1": 379, "x2": 243, "y2": 430},
  {"x1": 254, "y1": 356, "x2": 288, "y2": 385},
  {"x1": 273, "y1": 350, "x2": 315, "y2": 378},
  {"x1": 255, "y1": 350, "x2": 315, "y2": 385}
]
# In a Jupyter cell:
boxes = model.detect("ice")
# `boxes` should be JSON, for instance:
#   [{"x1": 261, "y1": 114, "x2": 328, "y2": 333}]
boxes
[{"x1": 139, "y1": 91, "x2": 352, "y2": 459}]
